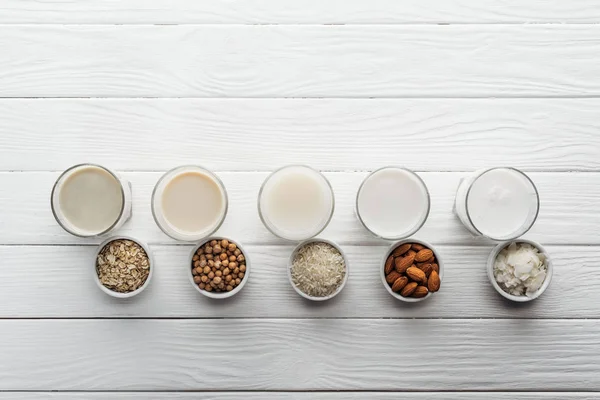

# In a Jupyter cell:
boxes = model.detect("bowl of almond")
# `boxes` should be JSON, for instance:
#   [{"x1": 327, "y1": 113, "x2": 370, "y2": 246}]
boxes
[{"x1": 380, "y1": 239, "x2": 443, "y2": 302}]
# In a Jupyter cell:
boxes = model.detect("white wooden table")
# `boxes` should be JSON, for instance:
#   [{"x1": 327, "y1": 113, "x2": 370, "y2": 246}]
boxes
[{"x1": 1, "y1": 1, "x2": 600, "y2": 398}]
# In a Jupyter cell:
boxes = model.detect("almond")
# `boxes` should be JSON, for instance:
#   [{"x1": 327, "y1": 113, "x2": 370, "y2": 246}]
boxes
[
  {"x1": 412, "y1": 285, "x2": 429, "y2": 298},
  {"x1": 415, "y1": 249, "x2": 433, "y2": 263},
  {"x1": 392, "y1": 243, "x2": 412, "y2": 257},
  {"x1": 431, "y1": 263, "x2": 439, "y2": 273},
  {"x1": 425, "y1": 255, "x2": 436, "y2": 263},
  {"x1": 418, "y1": 263, "x2": 433, "y2": 277},
  {"x1": 406, "y1": 249, "x2": 417, "y2": 257},
  {"x1": 411, "y1": 243, "x2": 425, "y2": 251},
  {"x1": 391, "y1": 276, "x2": 409, "y2": 292},
  {"x1": 384, "y1": 256, "x2": 394, "y2": 275},
  {"x1": 400, "y1": 282, "x2": 418, "y2": 297},
  {"x1": 406, "y1": 266, "x2": 426, "y2": 284},
  {"x1": 428, "y1": 270, "x2": 441, "y2": 292},
  {"x1": 385, "y1": 270, "x2": 402, "y2": 285},
  {"x1": 394, "y1": 253, "x2": 415, "y2": 274}
]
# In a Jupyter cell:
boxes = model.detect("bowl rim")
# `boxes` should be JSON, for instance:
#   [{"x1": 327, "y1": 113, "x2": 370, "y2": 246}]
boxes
[
  {"x1": 287, "y1": 238, "x2": 349, "y2": 301},
  {"x1": 380, "y1": 238, "x2": 444, "y2": 302},
  {"x1": 93, "y1": 235, "x2": 154, "y2": 298},
  {"x1": 487, "y1": 239, "x2": 553, "y2": 302},
  {"x1": 189, "y1": 236, "x2": 250, "y2": 299}
]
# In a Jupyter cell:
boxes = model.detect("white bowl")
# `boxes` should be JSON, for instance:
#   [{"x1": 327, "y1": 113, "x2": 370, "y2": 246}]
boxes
[
  {"x1": 288, "y1": 238, "x2": 349, "y2": 301},
  {"x1": 381, "y1": 238, "x2": 444, "y2": 302},
  {"x1": 93, "y1": 236, "x2": 154, "y2": 298},
  {"x1": 189, "y1": 237, "x2": 250, "y2": 299},
  {"x1": 487, "y1": 239, "x2": 553, "y2": 302}
]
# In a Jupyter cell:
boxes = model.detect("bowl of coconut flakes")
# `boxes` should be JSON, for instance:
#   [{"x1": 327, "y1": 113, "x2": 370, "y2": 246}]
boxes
[{"x1": 487, "y1": 239, "x2": 553, "y2": 302}]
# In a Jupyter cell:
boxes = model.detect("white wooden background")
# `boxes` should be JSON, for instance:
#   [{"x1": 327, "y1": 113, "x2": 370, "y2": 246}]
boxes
[{"x1": 1, "y1": 0, "x2": 600, "y2": 398}]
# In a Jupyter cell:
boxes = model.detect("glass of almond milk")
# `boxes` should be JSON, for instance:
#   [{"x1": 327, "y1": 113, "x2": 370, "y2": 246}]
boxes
[
  {"x1": 356, "y1": 167, "x2": 430, "y2": 240},
  {"x1": 152, "y1": 166, "x2": 228, "y2": 241},
  {"x1": 51, "y1": 164, "x2": 132, "y2": 237},
  {"x1": 454, "y1": 167, "x2": 539, "y2": 241},
  {"x1": 258, "y1": 165, "x2": 334, "y2": 241}
]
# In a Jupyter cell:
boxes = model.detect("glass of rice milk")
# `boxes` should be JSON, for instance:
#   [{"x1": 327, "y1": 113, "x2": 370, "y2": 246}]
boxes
[
  {"x1": 454, "y1": 167, "x2": 539, "y2": 241},
  {"x1": 152, "y1": 166, "x2": 228, "y2": 241},
  {"x1": 258, "y1": 165, "x2": 335, "y2": 241},
  {"x1": 356, "y1": 167, "x2": 430, "y2": 240},
  {"x1": 51, "y1": 164, "x2": 132, "y2": 237}
]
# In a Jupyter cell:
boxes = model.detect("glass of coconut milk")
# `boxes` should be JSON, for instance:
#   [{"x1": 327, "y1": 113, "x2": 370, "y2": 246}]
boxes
[
  {"x1": 152, "y1": 166, "x2": 228, "y2": 241},
  {"x1": 454, "y1": 167, "x2": 539, "y2": 241},
  {"x1": 51, "y1": 164, "x2": 132, "y2": 237},
  {"x1": 258, "y1": 165, "x2": 334, "y2": 241},
  {"x1": 356, "y1": 167, "x2": 430, "y2": 240}
]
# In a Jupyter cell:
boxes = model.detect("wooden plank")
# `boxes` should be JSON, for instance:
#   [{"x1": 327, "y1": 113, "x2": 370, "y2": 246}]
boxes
[
  {"x1": 2, "y1": 393, "x2": 599, "y2": 399},
  {"x1": 1, "y1": 25, "x2": 599, "y2": 98},
  {"x1": 0, "y1": 319, "x2": 599, "y2": 390},
  {"x1": 3, "y1": 0, "x2": 600, "y2": 24},
  {"x1": 0, "y1": 244, "x2": 595, "y2": 318},
  {"x1": 1, "y1": 99, "x2": 599, "y2": 171},
  {"x1": 0, "y1": 171, "x2": 598, "y2": 245}
]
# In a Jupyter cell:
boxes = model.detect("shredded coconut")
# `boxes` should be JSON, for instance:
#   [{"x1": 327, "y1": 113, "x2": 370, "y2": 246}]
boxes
[
  {"x1": 291, "y1": 242, "x2": 346, "y2": 298},
  {"x1": 493, "y1": 242, "x2": 547, "y2": 297}
]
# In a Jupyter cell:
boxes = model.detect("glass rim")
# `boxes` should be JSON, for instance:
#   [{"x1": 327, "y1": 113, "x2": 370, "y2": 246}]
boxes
[
  {"x1": 50, "y1": 163, "x2": 127, "y2": 238},
  {"x1": 464, "y1": 167, "x2": 540, "y2": 241},
  {"x1": 257, "y1": 164, "x2": 335, "y2": 241},
  {"x1": 151, "y1": 165, "x2": 229, "y2": 242},
  {"x1": 355, "y1": 166, "x2": 431, "y2": 240}
]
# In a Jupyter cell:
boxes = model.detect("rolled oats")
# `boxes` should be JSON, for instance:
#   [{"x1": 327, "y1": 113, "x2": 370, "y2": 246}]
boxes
[{"x1": 96, "y1": 239, "x2": 150, "y2": 293}]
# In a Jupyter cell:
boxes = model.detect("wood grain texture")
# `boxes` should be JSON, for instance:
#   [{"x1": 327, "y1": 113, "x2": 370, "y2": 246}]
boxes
[
  {"x1": 1, "y1": 319, "x2": 600, "y2": 390},
  {"x1": 0, "y1": 244, "x2": 595, "y2": 318},
  {"x1": 1, "y1": 99, "x2": 599, "y2": 171},
  {"x1": 1, "y1": 171, "x2": 598, "y2": 245},
  {"x1": 3, "y1": 0, "x2": 600, "y2": 24},
  {"x1": 3, "y1": 393, "x2": 599, "y2": 399},
  {"x1": 1, "y1": 25, "x2": 599, "y2": 98}
]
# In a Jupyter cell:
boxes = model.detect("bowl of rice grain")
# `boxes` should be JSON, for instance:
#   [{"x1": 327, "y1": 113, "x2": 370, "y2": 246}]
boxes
[{"x1": 288, "y1": 238, "x2": 348, "y2": 301}]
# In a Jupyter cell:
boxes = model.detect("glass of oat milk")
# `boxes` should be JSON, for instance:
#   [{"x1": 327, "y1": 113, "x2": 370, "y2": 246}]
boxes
[
  {"x1": 454, "y1": 167, "x2": 539, "y2": 241},
  {"x1": 258, "y1": 165, "x2": 334, "y2": 241},
  {"x1": 152, "y1": 166, "x2": 228, "y2": 241},
  {"x1": 356, "y1": 166, "x2": 430, "y2": 240},
  {"x1": 51, "y1": 164, "x2": 132, "y2": 237}
]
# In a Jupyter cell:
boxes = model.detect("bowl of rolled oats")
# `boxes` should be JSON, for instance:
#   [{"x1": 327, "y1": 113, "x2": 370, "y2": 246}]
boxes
[{"x1": 94, "y1": 236, "x2": 153, "y2": 298}]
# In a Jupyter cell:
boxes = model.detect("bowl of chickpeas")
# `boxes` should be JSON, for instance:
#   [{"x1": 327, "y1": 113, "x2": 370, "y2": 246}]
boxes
[{"x1": 189, "y1": 237, "x2": 250, "y2": 299}]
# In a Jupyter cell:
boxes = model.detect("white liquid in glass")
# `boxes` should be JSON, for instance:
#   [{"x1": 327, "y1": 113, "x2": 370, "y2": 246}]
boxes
[
  {"x1": 58, "y1": 166, "x2": 123, "y2": 235},
  {"x1": 260, "y1": 166, "x2": 333, "y2": 240},
  {"x1": 357, "y1": 168, "x2": 429, "y2": 239},
  {"x1": 465, "y1": 169, "x2": 536, "y2": 239}
]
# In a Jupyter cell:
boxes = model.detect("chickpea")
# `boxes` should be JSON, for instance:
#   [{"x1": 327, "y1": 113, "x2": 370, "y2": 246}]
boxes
[
  {"x1": 222, "y1": 260, "x2": 229, "y2": 267},
  {"x1": 192, "y1": 268, "x2": 198, "y2": 276},
  {"x1": 200, "y1": 255, "x2": 206, "y2": 262},
  {"x1": 206, "y1": 254, "x2": 213, "y2": 260},
  {"x1": 193, "y1": 255, "x2": 199, "y2": 262},
  {"x1": 239, "y1": 264, "x2": 246, "y2": 273},
  {"x1": 215, "y1": 270, "x2": 222, "y2": 277},
  {"x1": 210, "y1": 240, "x2": 217, "y2": 247},
  {"x1": 194, "y1": 260, "x2": 200, "y2": 268},
  {"x1": 208, "y1": 260, "x2": 215, "y2": 267},
  {"x1": 235, "y1": 278, "x2": 241, "y2": 285},
  {"x1": 205, "y1": 285, "x2": 212, "y2": 292},
  {"x1": 219, "y1": 253, "x2": 228, "y2": 261},
  {"x1": 229, "y1": 255, "x2": 236, "y2": 262},
  {"x1": 193, "y1": 276, "x2": 201, "y2": 284},
  {"x1": 223, "y1": 268, "x2": 230, "y2": 276},
  {"x1": 199, "y1": 283, "x2": 205, "y2": 290},
  {"x1": 233, "y1": 267, "x2": 239, "y2": 274},
  {"x1": 228, "y1": 243, "x2": 237, "y2": 252},
  {"x1": 201, "y1": 275, "x2": 208, "y2": 283},
  {"x1": 230, "y1": 261, "x2": 238, "y2": 269},
  {"x1": 197, "y1": 247, "x2": 204, "y2": 255},
  {"x1": 221, "y1": 239, "x2": 229, "y2": 248},
  {"x1": 225, "y1": 275, "x2": 232, "y2": 282},
  {"x1": 239, "y1": 272, "x2": 245, "y2": 279},
  {"x1": 205, "y1": 246, "x2": 212, "y2": 254},
  {"x1": 213, "y1": 245, "x2": 222, "y2": 253},
  {"x1": 214, "y1": 261, "x2": 221, "y2": 269},
  {"x1": 199, "y1": 260, "x2": 207, "y2": 268},
  {"x1": 237, "y1": 254, "x2": 245, "y2": 262},
  {"x1": 226, "y1": 285, "x2": 233, "y2": 291},
  {"x1": 213, "y1": 276, "x2": 222, "y2": 285},
  {"x1": 203, "y1": 266, "x2": 210, "y2": 274},
  {"x1": 208, "y1": 271, "x2": 215, "y2": 279},
  {"x1": 234, "y1": 249, "x2": 241, "y2": 256}
]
